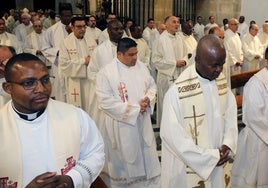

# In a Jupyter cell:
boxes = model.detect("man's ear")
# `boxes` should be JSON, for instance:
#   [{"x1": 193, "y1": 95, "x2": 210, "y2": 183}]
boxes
[{"x1": 2, "y1": 82, "x2": 12, "y2": 95}]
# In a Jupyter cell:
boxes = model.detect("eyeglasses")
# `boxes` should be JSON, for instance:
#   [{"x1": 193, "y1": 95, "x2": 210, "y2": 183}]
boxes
[{"x1": 8, "y1": 75, "x2": 55, "y2": 90}]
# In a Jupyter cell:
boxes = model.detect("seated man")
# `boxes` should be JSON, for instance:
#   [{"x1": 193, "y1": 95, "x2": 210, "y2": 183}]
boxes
[{"x1": 0, "y1": 53, "x2": 105, "y2": 188}]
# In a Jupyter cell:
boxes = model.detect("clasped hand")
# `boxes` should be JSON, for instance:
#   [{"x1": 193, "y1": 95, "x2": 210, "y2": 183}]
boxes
[
  {"x1": 26, "y1": 172, "x2": 74, "y2": 188},
  {"x1": 139, "y1": 97, "x2": 150, "y2": 113},
  {"x1": 217, "y1": 144, "x2": 231, "y2": 166}
]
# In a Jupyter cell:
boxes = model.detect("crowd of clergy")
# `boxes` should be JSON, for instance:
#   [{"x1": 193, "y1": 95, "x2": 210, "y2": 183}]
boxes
[{"x1": 1, "y1": 3, "x2": 268, "y2": 187}]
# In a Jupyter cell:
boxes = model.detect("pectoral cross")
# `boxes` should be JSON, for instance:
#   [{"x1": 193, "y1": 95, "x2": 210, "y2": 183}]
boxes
[
  {"x1": 71, "y1": 88, "x2": 79, "y2": 102},
  {"x1": 187, "y1": 105, "x2": 204, "y2": 145},
  {"x1": 170, "y1": 76, "x2": 176, "y2": 82}
]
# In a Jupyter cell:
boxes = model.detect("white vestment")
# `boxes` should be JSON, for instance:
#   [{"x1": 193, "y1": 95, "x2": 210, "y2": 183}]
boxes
[
  {"x1": 142, "y1": 26, "x2": 159, "y2": 50},
  {"x1": 0, "y1": 32, "x2": 21, "y2": 53},
  {"x1": 87, "y1": 39, "x2": 117, "y2": 129},
  {"x1": 231, "y1": 68, "x2": 268, "y2": 188},
  {"x1": 161, "y1": 64, "x2": 238, "y2": 188},
  {"x1": 59, "y1": 32, "x2": 97, "y2": 113},
  {"x1": 0, "y1": 77, "x2": 10, "y2": 108},
  {"x1": 193, "y1": 23, "x2": 205, "y2": 41},
  {"x1": 14, "y1": 23, "x2": 33, "y2": 50},
  {"x1": 130, "y1": 37, "x2": 151, "y2": 69},
  {"x1": 23, "y1": 31, "x2": 51, "y2": 67},
  {"x1": 242, "y1": 32, "x2": 263, "y2": 72},
  {"x1": 96, "y1": 58, "x2": 160, "y2": 187},
  {"x1": 86, "y1": 27, "x2": 102, "y2": 44},
  {"x1": 238, "y1": 22, "x2": 249, "y2": 39},
  {"x1": 42, "y1": 21, "x2": 70, "y2": 101},
  {"x1": 151, "y1": 30, "x2": 188, "y2": 126},
  {"x1": 179, "y1": 32, "x2": 197, "y2": 56},
  {"x1": 98, "y1": 28, "x2": 109, "y2": 44},
  {"x1": 0, "y1": 99, "x2": 104, "y2": 188},
  {"x1": 224, "y1": 29, "x2": 244, "y2": 75}
]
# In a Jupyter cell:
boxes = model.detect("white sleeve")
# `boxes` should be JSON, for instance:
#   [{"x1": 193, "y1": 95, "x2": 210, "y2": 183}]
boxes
[{"x1": 67, "y1": 109, "x2": 104, "y2": 187}]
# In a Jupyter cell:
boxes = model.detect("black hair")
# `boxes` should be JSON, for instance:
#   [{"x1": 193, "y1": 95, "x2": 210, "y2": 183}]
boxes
[
  {"x1": 71, "y1": 16, "x2": 85, "y2": 25},
  {"x1": 4, "y1": 53, "x2": 44, "y2": 82},
  {"x1": 59, "y1": 3, "x2": 73, "y2": 16},
  {"x1": 265, "y1": 47, "x2": 268, "y2": 59},
  {"x1": 117, "y1": 38, "x2": 137, "y2": 53}
]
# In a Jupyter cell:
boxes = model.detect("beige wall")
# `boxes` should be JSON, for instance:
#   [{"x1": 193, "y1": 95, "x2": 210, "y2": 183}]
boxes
[
  {"x1": 154, "y1": 0, "x2": 173, "y2": 26},
  {"x1": 196, "y1": 0, "x2": 241, "y2": 27}
]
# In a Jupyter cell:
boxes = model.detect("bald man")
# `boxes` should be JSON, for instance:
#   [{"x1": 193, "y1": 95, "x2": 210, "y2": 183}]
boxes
[
  {"x1": 161, "y1": 35, "x2": 238, "y2": 188},
  {"x1": 224, "y1": 18, "x2": 243, "y2": 76},
  {"x1": 151, "y1": 15, "x2": 188, "y2": 126}
]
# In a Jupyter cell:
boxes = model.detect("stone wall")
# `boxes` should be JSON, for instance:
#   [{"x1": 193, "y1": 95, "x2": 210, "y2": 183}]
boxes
[{"x1": 196, "y1": 0, "x2": 241, "y2": 27}]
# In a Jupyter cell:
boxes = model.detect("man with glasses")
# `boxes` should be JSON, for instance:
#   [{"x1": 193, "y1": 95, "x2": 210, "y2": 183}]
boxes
[
  {"x1": 59, "y1": 16, "x2": 97, "y2": 113},
  {"x1": 0, "y1": 53, "x2": 104, "y2": 188},
  {"x1": 86, "y1": 15, "x2": 101, "y2": 44}
]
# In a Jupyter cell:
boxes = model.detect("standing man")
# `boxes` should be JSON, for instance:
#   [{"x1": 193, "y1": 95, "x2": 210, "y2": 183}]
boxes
[
  {"x1": 242, "y1": 23, "x2": 263, "y2": 72},
  {"x1": 231, "y1": 47, "x2": 268, "y2": 188},
  {"x1": 87, "y1": 19, "x2": 124, "y2": 129},
  {"x1": 130, "y1": 24, "x2": 151, "y2": 69},
  {"x1": 238, "y1": 16, "x2": 248, "y2": 39},
  {"x1": 42, "y1": 3, "x2": 73, "y2": 101},
  {"x1": 14, "y1": 13, "x2": 33, "y2": 50},
  {"x1": 96, "y1": 38, "x2": 160, "y2": 187},
  {"x1": 151, "y1": 15, "x2": 188, "y2": 126},
  {"x1": 161, "y1": 35, "x2": 238, "y2": 188},
  {"x1": 142, "y1": 18, "x2": 159, "y2": 50},
  {"x1": 193, "y1": 16, "x2": 205, "y2": 41},
  {"x1": 179, "y1": 21, "x2": 197, "y2": 58},
  {"x1": 224, "y1": 18, "x2": 243, "y2": 76},
  {"x1": 23, "y1": 19, "x2": 50, "y2": 68},
  {"x1": 86, "y1": 15, "x2": 102, "y2": 44},
  {"x1": 0, "y1": 53, "x2": 104, "y2": 188},
  {"x1": 59, "y1": 16, "x2": 97, "y2": 113},
  {"x1": 98, "y1": 13, "x2": 117, "y2": 44},
  {"x1": 205, "y1": 16, "x2": 218, "y2": 28}
]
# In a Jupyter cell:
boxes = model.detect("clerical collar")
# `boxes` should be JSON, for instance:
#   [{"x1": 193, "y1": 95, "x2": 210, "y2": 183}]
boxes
[{"x1": 11, "y1": 102, "x2": 45, "y2": 121}]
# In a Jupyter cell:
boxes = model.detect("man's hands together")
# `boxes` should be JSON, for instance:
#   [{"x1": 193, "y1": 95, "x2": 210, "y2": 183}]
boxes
[{"x1": 26, "y1": 172, "x2": 74, "y2": 188}]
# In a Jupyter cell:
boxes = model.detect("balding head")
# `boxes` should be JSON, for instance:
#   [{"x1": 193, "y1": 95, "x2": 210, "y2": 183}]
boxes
[
  {"x1": 228, "y1": 18, "x2": 239, "y2": 33},
  {"x1": 195, "y1": 35, "x2": 226, "y2": 81}
]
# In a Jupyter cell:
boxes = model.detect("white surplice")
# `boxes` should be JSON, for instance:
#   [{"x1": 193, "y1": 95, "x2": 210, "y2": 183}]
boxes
[
  {"x1": 87, "y1": 39, "x2": 117, "y2": 129},
  {"x1": 42, "y1": 21, "x2": 70, "y2": 101},
  {"x1": 142, "y1": 26, "x2": 159, "y2": 50},
  {"x1": 179, "y1": 32, "x2": 197, "y2": 56},
  {"x1": 23, "y1": 30, "x2": 51, "y2": 67},
  {"x1": 193, "y1": 23, "x2": 205, "y2": 41},
  {"x1": 231, "y1": 68, "x2": 268, "y2": 187},
  {"x1": 151, "y1": 30, "x2": 188, "y2": 126},
  {"x1": 86, "y1": 27, "x2": 102, "y2": 44},
  {"x1": 242, "y1": 32, "x2": 263, "y2": 72},
  {"x1": 0, "y1": 99, "x2": 104, "y2": 188},
  {"x1": 224, "y1": 29, "x2": 244, "y2": 75},
  {"x1": 96, "y1": 58, "x2": 160, "y2": 187},
  {"x1": 59, "y1": 32, "x2": 97, "y2": 113},
  {"x1": 161, "y1": 64, "x2": 238, "y2": 188},
  {"x1": 0, "y1": 77, "x2": 10, "y2": 108},
  {"x1": 0, "y1": 32, "x2": 21, "y2": 53}
]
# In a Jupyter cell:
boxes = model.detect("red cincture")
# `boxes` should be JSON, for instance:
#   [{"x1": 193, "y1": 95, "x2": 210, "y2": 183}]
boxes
[{"x1": 61, "y1": 156, "x2": 76, "y2": 175}]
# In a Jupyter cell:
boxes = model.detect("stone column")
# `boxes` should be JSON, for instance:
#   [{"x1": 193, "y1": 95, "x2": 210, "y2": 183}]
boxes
[{"x1": 154, "y1": 0, "x2": 173, "y2": 26}]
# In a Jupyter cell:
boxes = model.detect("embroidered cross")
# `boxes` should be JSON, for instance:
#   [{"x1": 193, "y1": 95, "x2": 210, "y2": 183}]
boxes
[
  {"x1": 61, "y1": 156, "x2": 76, "y2": 175},
  {"x1": 71, "y1": 88, "x2": 79, "y2": 102},
  {"x1": 187, "y1": 105, "x2": 204, "y2": 145},
  {"x1": 169, "y1": 76, "x2": 176, "y2": 82}
]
